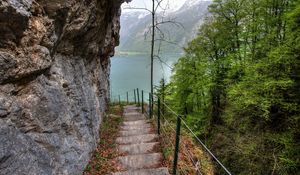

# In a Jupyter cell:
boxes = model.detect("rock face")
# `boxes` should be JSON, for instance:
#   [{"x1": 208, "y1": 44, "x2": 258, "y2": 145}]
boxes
[{"x1": 0, "y1": 0, "x2": 128, "y2": 174}]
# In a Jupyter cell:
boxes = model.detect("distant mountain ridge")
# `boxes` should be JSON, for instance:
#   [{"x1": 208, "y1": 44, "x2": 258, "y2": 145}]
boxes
[{"x1": 117, "y1": 0, "x2": 212, "y2": 54}]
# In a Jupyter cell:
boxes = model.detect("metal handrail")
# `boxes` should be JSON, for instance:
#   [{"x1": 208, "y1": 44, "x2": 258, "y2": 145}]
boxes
[
  {"x1": 110, "y1": 88, "x2": 232, "y2": 175},
  {"x1": 153, "y1": 93, "x2": 232, "y2": 175}
]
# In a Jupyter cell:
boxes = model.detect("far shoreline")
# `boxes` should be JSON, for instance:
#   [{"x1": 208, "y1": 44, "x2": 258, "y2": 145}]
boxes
[{"x1": 114, "y1": 51, "x2": 184, "y2": 57}]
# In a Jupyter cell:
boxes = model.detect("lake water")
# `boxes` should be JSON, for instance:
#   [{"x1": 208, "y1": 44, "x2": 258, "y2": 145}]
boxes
[{"x1": 110, "y1": 53, "x2": 181, "y2": 101}]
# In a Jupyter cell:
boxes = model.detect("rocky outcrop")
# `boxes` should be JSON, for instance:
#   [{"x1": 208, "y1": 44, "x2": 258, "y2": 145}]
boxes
[{"x1": 0, "y1": 0, "x2": 129, "y2": 174}]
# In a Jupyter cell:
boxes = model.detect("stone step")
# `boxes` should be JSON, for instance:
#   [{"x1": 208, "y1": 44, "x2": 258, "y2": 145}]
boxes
[
  {"x1": 124, "y1": 107, "x2": 141, "y2": 113},
  {"x1": 118, "y1": 153, "x2": 163, "y2": 169},
  {"x1": 120, "y1": 128, "x2": 152, "y2": 136},
  {"x1": 123, "y1": 120, "x2": 148, "y2": 126},
  {"x1": 124, "y1": 106, "x2": 140, "y2": 109},
  {"x1": 113, "y1": 167, "x2": 170, "y2": 175},
  {"x1": 124, "y1": 114, "x2": 142, "y2": 117},
  {"x1": 118, "y1": 142, "x2": 159, "y2": 154},
  {"x1": 124, "y1": 117, "x2": 146, "y2": 122},
  {"x1": 120, "y1": 124, "x2": 152, "y2": 131},
  {"x1": 114, "y1": 105, "x2": 169, "y2": 175},
  {"x1": 116, "y1": 134, "x2": 158, "y2": 145},
  {"x1": 124, "y1": 112, "x2": 141, "y2": 116}
]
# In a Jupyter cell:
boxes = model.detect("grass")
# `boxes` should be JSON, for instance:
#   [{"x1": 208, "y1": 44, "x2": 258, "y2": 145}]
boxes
[{"x1": 83, "y1": 105, "x2": 124, "y2": 175}]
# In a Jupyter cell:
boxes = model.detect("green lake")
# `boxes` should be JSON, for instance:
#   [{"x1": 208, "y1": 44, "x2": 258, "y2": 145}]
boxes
[{"x1": 110, "y1": 53, "x2": 181, "y2": 101}]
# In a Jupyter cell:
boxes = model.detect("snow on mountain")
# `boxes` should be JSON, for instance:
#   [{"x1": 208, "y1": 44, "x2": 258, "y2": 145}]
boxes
[
  {"x1": 138, "y1": 12, "x2": 148, "y2": 19},
  {"x1": 162, "y1": 0, "x2": 186, "y2": 13},
  {"x1": 184, "y1": 0, "x2": 205, "y2": 8},
  {"x1": 118, "y1": 0, "x2": 212, "y2": 53},
  {"x1": 122, "y1": 0, "x2": 188, "y2": 13}
]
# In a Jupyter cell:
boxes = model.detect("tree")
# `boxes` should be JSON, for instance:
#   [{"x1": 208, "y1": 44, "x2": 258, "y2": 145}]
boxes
[
  {"x1": 124, "y1": 0, "x2": 183, "y2": 115},
  {"x1": 164, "y1": 0, "x2": 300, "y2": 174}
]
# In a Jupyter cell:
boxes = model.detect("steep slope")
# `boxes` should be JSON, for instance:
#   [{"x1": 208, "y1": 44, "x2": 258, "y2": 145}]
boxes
[
  {"x1": 0, "y1": 0, "x2": 128, "y2": 174},
  {"x1": 117, "y1": 0, "x2": 212, "y2": 53}
]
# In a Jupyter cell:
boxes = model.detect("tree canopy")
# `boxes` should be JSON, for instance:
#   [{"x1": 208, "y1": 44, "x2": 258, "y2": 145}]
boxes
[{"x1": 160, "y1": 0, "x2": 300, "y2": 174}]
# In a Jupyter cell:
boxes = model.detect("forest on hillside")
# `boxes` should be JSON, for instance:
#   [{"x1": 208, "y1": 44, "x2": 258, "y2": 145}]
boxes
[{"x1": 157, "y1": 0, "x2": 300, "y2": 174}]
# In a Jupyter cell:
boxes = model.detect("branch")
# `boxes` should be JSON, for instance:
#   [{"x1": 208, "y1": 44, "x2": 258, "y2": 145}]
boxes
[
  {"x1": 155, "y1": 0, "x2": 166, "y2": 12},
  {"x1": 123, "y1": 7, "x2": 152, "y2": 14},
  {"x1": 157, "y1": 38, "x2": 162, "y2": 55},
  {"x1": 154, "y1": 38, "x2": 183, "y2": 48},
  {"x1": 144, "y1": 26, "x2": 152, "y2": 40},
  {"x1": 155, "y1": 26, "x2": 166, "y2": 39},
  {"x1": 156, "y1": 19, "x2": 185, "y2": 30},
  {"x1": 271, "y1": 150, "x2": 277, "y2": 175},
  {"x1": 154, "y1": 55, "x2": 173, "y2": 70}
]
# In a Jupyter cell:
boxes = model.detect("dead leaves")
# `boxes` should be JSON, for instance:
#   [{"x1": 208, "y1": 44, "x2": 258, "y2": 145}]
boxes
[{"x1": 83, "y1": 105, "x2": 123, "y2": 175}]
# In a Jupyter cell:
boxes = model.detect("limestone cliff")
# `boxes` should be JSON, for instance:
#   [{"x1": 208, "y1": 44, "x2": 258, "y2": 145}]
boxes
[{"x1": 0, "y1": 0, "x2": 128, "y2": 174}]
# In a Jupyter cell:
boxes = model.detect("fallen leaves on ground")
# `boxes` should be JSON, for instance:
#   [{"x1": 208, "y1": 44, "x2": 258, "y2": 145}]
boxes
[
  {"x1": 83, "y1": 105, "x2": 123, "y2": 175},
  {"x1": 158, "y1": 120, "x2": 214, "y2": 175}
]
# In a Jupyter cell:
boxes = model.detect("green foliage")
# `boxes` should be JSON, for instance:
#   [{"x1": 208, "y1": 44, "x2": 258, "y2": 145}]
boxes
[{"x1": 158, "y1": 0, "x2": 300, "y2": 174}]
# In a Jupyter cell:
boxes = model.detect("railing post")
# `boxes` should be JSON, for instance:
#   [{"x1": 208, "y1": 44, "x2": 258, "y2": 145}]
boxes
[
  {"x1": 126, "y1": 92, "x2": 129, "y2": 104},
  {"x1": 151, "y1": 93, "x2": 154, "y2": 120},
  {"x1": 134, "y1": 89, "x2": 136, "y2": 104},
  {"x1": 142, "y1": 90, "x2": 144, "y2": 114},
  {"x1": 149, "y1": 93, "x2": 152, "y2": 118},
  {"x1": 118, "y1": 95, "x2": 121, "y2": 106},
  {"x1": 162, "y1": 79, "x2": 165, "y2": 116},
  {"x1": 157, "y1": 98, "x2": 161, "y2": 135},
  {"x1": 137, "y1": 88, "x2": 140, "y2": 106},
  {"x1": 173, "y1": 115, "x2": 181, "y2": 175}
]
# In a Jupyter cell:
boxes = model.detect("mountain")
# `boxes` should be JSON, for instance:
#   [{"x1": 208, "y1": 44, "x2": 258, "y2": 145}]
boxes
[{"x1": 116, "y1": 0, "x2": 212, "y2": 54}]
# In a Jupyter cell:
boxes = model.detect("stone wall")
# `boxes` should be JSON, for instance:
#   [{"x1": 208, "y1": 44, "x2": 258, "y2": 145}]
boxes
[{"x1": 0, "y1": 0, "x2": 128, "y2": 174}]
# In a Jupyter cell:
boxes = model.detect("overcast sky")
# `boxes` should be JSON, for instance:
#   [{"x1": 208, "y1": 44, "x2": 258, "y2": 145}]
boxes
[{"x1": 122, "y1": 0, "x2": 187, "y2": 11}]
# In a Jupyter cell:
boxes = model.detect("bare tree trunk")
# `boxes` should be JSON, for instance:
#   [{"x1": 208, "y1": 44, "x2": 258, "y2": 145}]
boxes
[
  {"x1": 126, "y1": 0, "x2": 178, "y2": 115},
  {"x1": 150, "y1": 0, "x2": 155, "y2": 114}
]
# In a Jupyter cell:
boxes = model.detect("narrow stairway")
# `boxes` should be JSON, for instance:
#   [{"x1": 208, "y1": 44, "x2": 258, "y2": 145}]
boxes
[{"x1": 113, "y1": 105, "x2": 169, "y2": 175}]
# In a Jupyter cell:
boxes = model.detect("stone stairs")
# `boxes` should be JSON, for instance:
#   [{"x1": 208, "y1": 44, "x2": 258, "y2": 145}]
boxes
[{"x1": 113, "y1": 105, "x2": 169, "y2": 175}]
